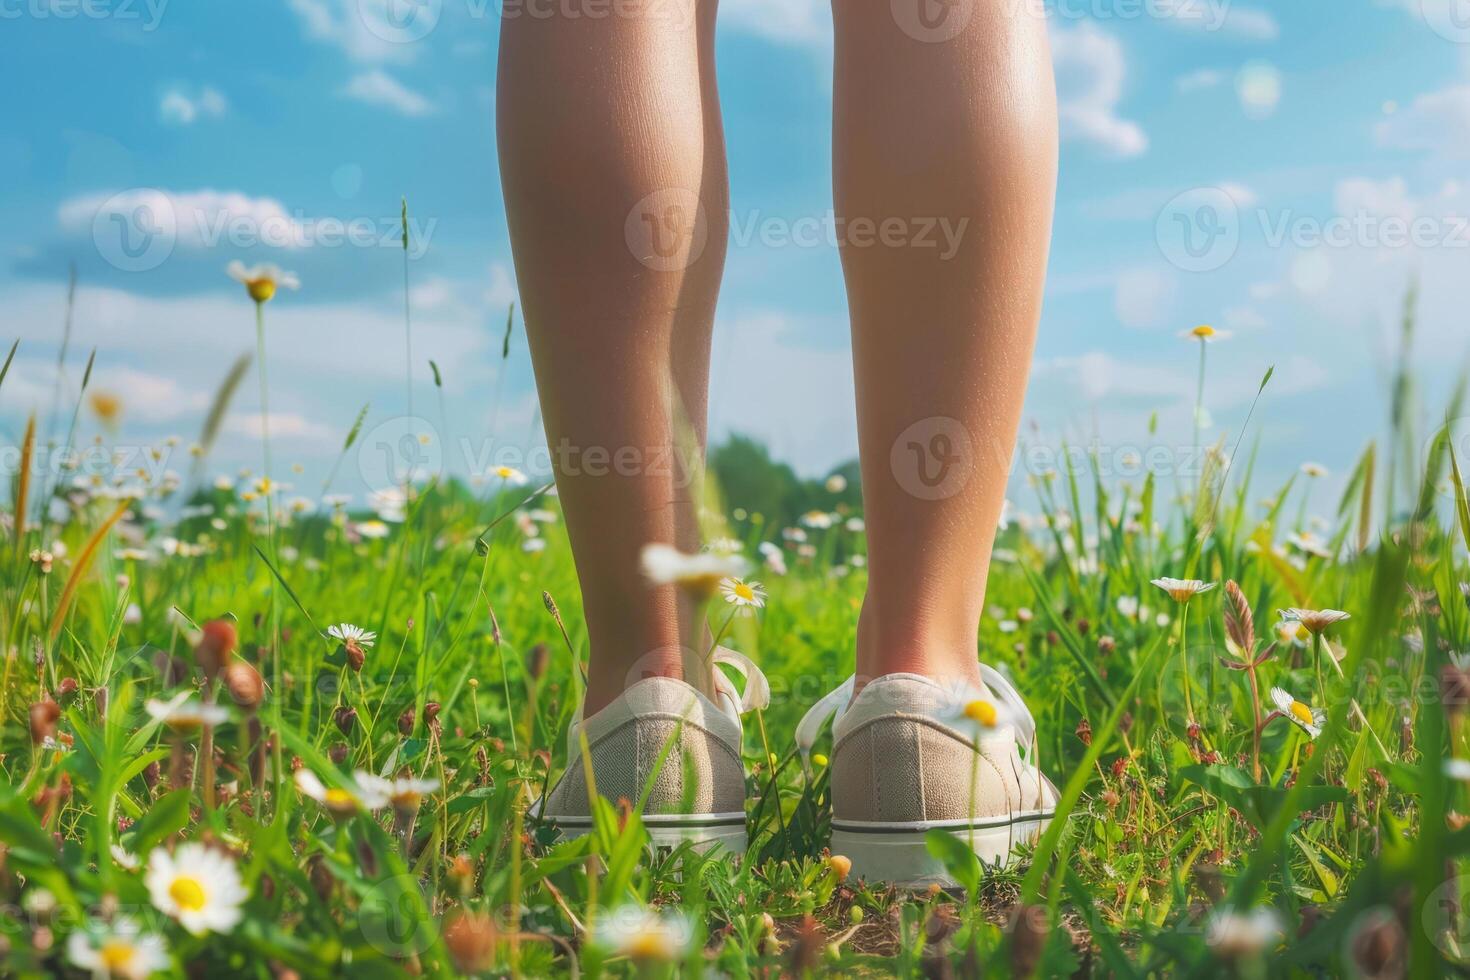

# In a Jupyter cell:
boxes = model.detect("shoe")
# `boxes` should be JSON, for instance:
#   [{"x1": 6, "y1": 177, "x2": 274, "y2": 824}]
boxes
[
  {"x1": 537, "y1": 647, "x2": 767, "y2": 853},
  {"x1": 798, "y1": 666, "x2": 1058, "y2": 888}
]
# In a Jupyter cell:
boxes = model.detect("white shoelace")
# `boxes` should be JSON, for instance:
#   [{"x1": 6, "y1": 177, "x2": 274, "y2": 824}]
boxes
[
  {"x1": 795, "y1": 663, "x2": 1038, "y2": 775},
  {"x1": 711, "y1": 646, "x2": 771, "y2": 715}
]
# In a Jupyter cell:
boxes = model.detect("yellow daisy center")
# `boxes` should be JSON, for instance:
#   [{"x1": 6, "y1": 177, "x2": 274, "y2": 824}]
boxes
[
  {"x1": 246, "y1": 279, "x2": 277, "y2": 304},
  {"x1": 1289, "y1": 701, "x2": 1315, "y2": 727},
  {"x1": 1191, "y1": 324, "x2": 1215, "y2": 339},
  {"x1": 733, "y1": 582, "x2": 755, "y2": 602},
  {"x1": 626, "y1": 931, "x2": 672, "y2": 962},
  {"x1": 964, "y1": 700, "x2": 998, "y2": 727},
  {"x1": 325, "y1": 788, "x2": 357, "y2": 809},
  {"x1": 100, "y1": 940, "x2": 137, "y2": 969},
  {"x1": 169, "y1": 874, "x2": 208, "y2": 912},
  {"x1": 496, "y1": 466, "x2": 514, "y2": 478}
]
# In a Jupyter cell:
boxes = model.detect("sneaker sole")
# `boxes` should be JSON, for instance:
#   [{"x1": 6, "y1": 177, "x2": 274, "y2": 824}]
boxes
[{"x1": 830, "y1": 810, "x2": 1054, "y2": 888}]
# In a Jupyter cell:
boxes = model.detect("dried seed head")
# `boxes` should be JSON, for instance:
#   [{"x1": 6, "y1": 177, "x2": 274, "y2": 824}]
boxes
[
  {"x1": 196, "y1": 619, "x2": 238, "y2": 681},
  {"x1": 1223, "y1": 581, "x2": 1256, "y2": 659},
  {"x1": 223, "y1": 661, "x2": 265, "y2": 710},
  {"x1": 28, "y1": 700, "x2": 60, "y2": 744},
  {"x1": 398, "y1": 706, "x2": 416, "y2": 736},
  {"x1": 443, "y1": 910, "x2": 498, "y2": 974},
  {"x1": 333, "y1": 705, "x2": 357, "y2": 736},
  {"x1": 526, "y1": 643, "x2": 550, "y2": 682}
]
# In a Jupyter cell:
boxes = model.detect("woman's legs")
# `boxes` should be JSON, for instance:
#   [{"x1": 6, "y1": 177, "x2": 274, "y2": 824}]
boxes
[
  {"x1": 497, "y1": 0, "x2": 727, "y2": 716},
  {"x1": 832, "y1": 2, "x2": 1057, "y2": 686}
]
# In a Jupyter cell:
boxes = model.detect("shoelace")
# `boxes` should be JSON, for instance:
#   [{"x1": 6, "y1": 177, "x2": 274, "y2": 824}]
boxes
[
  {"x1": 711, "y1": 646, "x2": 771, "y2": 715},
  {"x1": 795, "y1": 663, "x2": 1037, "y2": 775}
]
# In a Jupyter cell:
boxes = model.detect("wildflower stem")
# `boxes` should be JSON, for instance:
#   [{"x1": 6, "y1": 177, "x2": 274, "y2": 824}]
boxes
[
  {"x1": 1194, "y1": 339, "x2": 1207, "y2": 501},
  {"x1": 1245, "y1": 663, "x2": 1263, "y2": 782},
  {"x1": 1179, "y1": 601, "x2": 1196, "y2": 726}
]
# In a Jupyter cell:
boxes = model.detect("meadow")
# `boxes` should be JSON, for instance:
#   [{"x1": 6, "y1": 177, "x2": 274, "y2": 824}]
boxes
[{"x1": 0, "y1": 271, "x2": 1465, "y2": 978}]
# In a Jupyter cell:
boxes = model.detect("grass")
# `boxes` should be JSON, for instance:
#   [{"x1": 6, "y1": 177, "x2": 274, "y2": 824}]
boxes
[{"x1": 0, "y1": 285, "x2": 1466, "y2": 978}]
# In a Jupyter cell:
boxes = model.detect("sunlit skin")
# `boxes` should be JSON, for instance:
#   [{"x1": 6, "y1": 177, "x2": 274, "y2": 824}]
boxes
[{"x1": 499, "y1": 2, "x2": 1056, "y2": 712}]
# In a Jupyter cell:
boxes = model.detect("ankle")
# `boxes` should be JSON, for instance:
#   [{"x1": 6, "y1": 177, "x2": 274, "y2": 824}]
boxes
[{"x1": 855, "y1": 609, "x2": 982, "y2": 690}]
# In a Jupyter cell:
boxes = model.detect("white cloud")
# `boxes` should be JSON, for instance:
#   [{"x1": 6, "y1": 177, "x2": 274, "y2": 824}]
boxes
[
  {"x1": 1113, "y1": 266, "x2": 1175, "y2": 328},
  {"x1": 484, "y1": 262, "x2": 518, "y2": 311},
  {"x1": 1156, "y1": 0, "x2": 1279, "y2": 39},
  {"x1": 708, "y1": 310, "x2": 855, "y2": 476},
  {"x1": 95, "y1": 366, "x2": 212, "y2": 423},
  {"x1": 58, "y1": 189, "x2": 314, "y2": 250},
  {"x1": 1218, "y1": 182, "x2": 1258, "y2": 207},
  {"x1": 1235, "y1": 62, "x2": 1282, "y2": 119},
  {"x1": 1176, "y1": 69, "x2": 1224, "y2": 93},
  {"x1": 3, "y1": 281, "x2": 495, "y2": 388},
  {"x1": 160, "y1": 86, "x2": 228, "y2": 126},
  {"x1": 1051, "y1": 23, "x2": 1147, "y2": 158},
  {"x1": 224, "y1": 412, "x2": 335, "y2": 444},
  {"x1": 1375, "y1": 85, "x2": 1470, "y2": 158},
  {"x1": 1222, "y1": 305, "x2": 1267, "y2": 331},
  {"x1": 1214, "y1": 6, "x2": 1280, "y2": 40},
  {"x1": 341, "y1": 70, "x2": 437, "y2": 117},
  {"x1": 1037, "y1": 351, "x2": 1193, "y2": 402},
  {"x1": 286, "y1": 0, "x2": 428, "y2": 63},
  {"x1": 718, "y1": 0, "x2": 828, "y2": 47}
]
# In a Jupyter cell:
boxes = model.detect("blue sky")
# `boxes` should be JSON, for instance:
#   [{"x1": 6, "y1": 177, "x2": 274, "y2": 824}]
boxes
[{"x1": 3, "y1": 0, "x2": 1470, "y2": 508}]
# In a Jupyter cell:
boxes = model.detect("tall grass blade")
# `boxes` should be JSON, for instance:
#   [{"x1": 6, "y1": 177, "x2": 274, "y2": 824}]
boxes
[{"x1": 48, "y1": 499, "x2": 130, "y2": 643}]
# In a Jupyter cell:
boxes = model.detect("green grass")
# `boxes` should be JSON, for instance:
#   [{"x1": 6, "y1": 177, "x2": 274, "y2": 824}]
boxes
[{"x1": 0, "y1": 301, "x2": 1466, "y2": 978}]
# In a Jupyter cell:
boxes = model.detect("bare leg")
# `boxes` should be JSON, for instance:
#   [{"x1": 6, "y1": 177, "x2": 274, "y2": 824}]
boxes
[
  {"x1": 498, "y1": 0, "x2": 727, "y2": 715},
  {"x1": 833, "y1": 1, "x2": 1057, "y2": 685}
]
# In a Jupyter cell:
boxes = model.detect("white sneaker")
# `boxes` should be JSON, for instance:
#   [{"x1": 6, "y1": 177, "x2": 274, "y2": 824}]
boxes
[
  {"x1": 538, "y1": 648, "x2": 768, "y2": 853},
  {"x1": 798, "y1": 666, "x2": 1058, "y2": 888}
]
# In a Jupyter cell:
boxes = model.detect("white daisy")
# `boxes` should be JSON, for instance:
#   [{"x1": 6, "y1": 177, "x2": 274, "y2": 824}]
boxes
[
  {"x1": 145, "y1": 696, "x2": 229, "y2": 734},
  {"x1": 67, "y1": 916, "x2": 168, "y2": 979},
  {"x1": 353, "y1": 772, "x2": 440, "y2": 815},
  {"x1": 1279, "y1": 608, "x2": 1350, "y2": 635},
  {"x1": 640, "y1": 544, "x2": 748, "y2": 599},
  {"x1": 226, "y1": 261, "x2": 300, "y2": 304},
  {"x1": 1150, "y1": 578, "x2": 1217, "y2": 603},
  {"x1": 594, "y1": 905, "x2": 694, "y2": 964},
  {"x1": 355, "y1": 520, "x2": 391, "y2": 540},
  {"x1": 294, "y1": 769, "x2": 388, "y2": 816},
  {"x1": 718, "y1": 578, "x2": 766, "y2": 610},
  {"x1": 1180, "y1": 324, "x2": 1231, "y2": 343},
  {"x1": 1270, "y1": 687, "x2": 1324, "y2": 739},
  {"x1": 110, "y1": 844, "x2": 141, "y2": 871},
  {"x1": 145, "y1": 842, "x2": 248, "y2": 936},
  {"x1": 327, "y1": 623, "x2": 377, "y2": 648},
  {"x1": 1205, "y1": 906, "x2": 1283, "y2": 958},
  {"x1": 491, "y1": 464, "x2": 528, "y2": 485}
]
